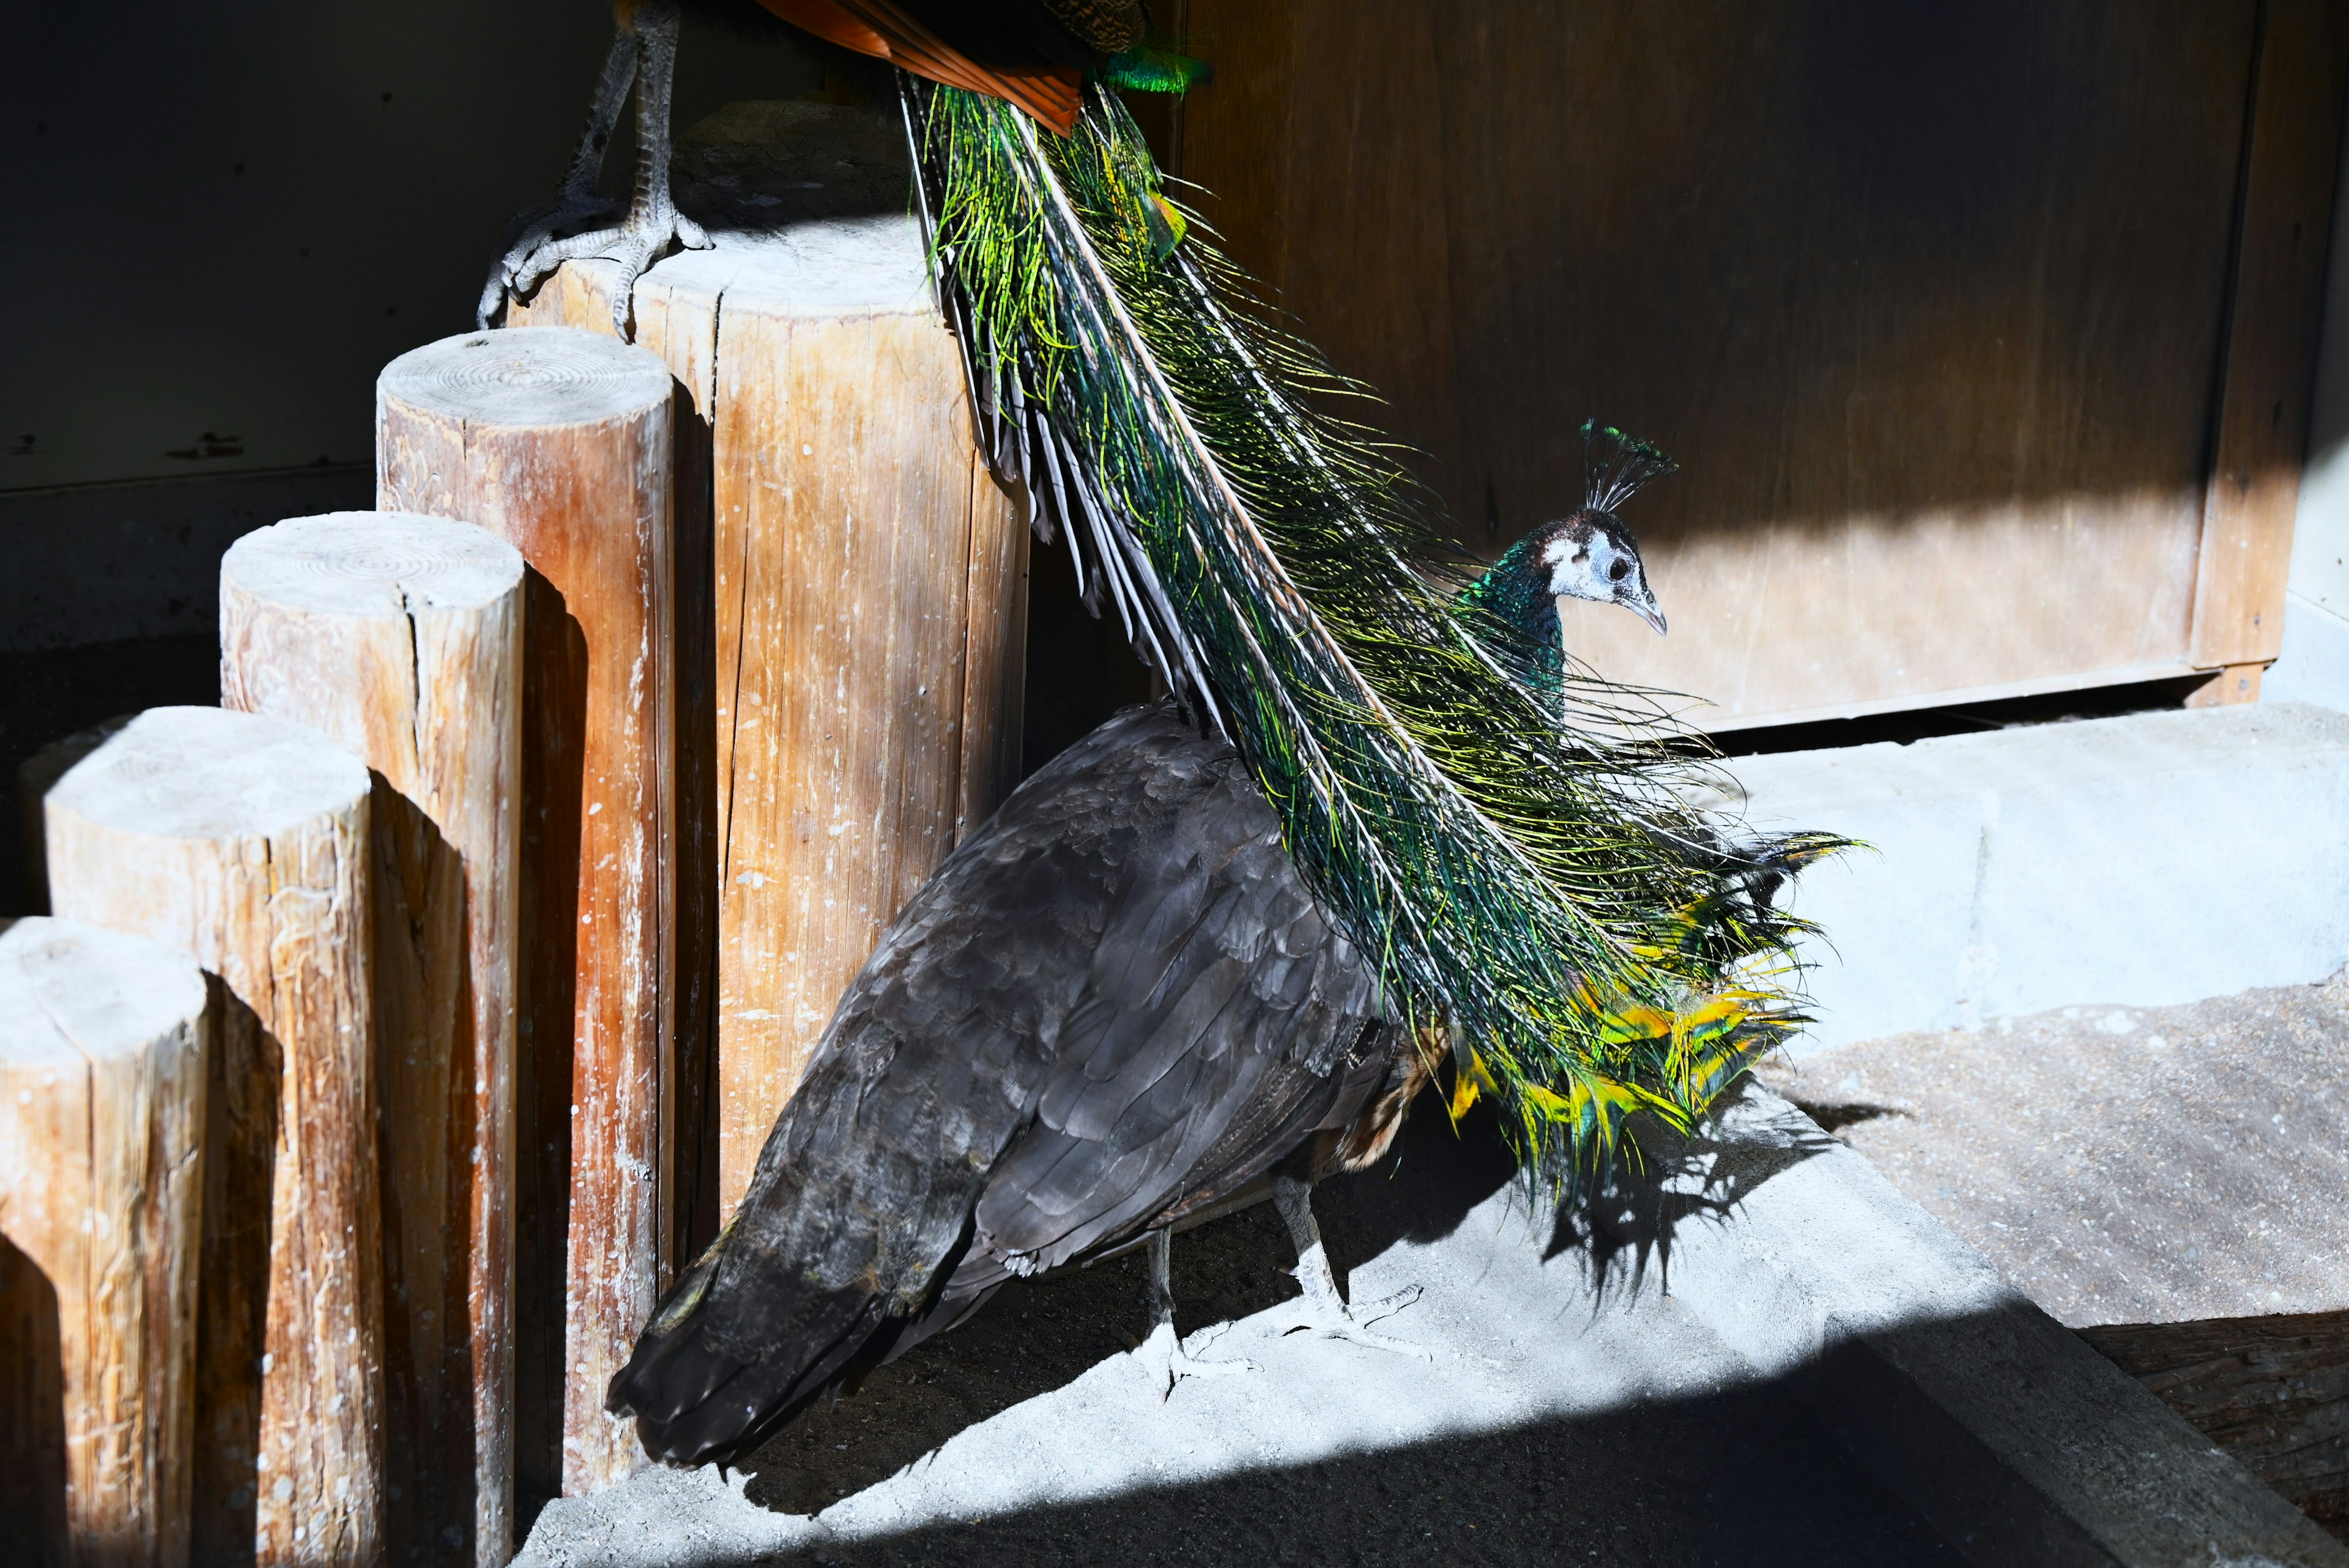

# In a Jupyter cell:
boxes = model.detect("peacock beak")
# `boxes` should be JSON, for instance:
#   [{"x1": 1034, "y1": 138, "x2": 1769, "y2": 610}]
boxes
[{"x1": 1631, "y1": 595, "x2": 1668, "y2": 636}]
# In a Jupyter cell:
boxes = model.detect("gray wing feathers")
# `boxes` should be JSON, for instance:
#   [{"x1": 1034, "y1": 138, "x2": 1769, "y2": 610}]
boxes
[{"x1": 612, "y1": 703, "x2": 1399, "y2": 1463}]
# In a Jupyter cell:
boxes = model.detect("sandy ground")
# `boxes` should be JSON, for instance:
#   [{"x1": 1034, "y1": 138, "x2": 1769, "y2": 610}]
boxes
[{"x1": 1756, "y1": 972, "x2": 2349, "y2": 1328}]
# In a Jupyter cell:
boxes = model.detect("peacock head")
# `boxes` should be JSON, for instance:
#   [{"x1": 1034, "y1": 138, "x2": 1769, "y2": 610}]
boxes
[
  {"x1": 1472, "y1": 422, "x2": 1676, "y2": 647},
  {"x1": 1526, "y1": 508, "x2": 1666, "y2": 634}
]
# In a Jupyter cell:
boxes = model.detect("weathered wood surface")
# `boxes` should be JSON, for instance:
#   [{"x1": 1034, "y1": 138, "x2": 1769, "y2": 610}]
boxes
[
  {"x1": 509, "y1": 99, "x2": 1030, "y2": 1225},
  {"x1": 44, "y1": 705, "x2": 381, "y2": 1566},
  {"x1": 2190, "y1": 0, "x2": 2349, "y2": 678},
  {"x1": 2081, "y1": 1309, "x2": 2349, "y2": 1527},
  {"x1": 14, "y1": 718, "x2": 130, "y2": 916},
  {"x1": 376, "y1": 328, "x2": 677, "y2": 1499},
  {"x1": 220, "y1": 512, "x2": 525, "y2": 1566},
  {"x1": 0, "y1": 916, "x2": 208, "y2": 1568},
  {"x1": 1177, "y1": 0, "x2": 2348, "y2": 727}
]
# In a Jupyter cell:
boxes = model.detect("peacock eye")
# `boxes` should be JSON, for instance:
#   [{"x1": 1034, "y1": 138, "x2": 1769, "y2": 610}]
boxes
[{"x1": 1607, "y1": 557, "x2": 1630, "y2": 582}]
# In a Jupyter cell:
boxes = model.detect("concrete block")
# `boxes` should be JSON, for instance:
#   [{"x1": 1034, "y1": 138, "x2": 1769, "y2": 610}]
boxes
[
  {"x1": 1666, "y1": 1087, "x2": 2349, "y2": 1567},
  {"x1": 1734, "y1": 704, "x2": 2349, "y2": 1052},
  {"x1": 2268, "y1": 590, "x2": 2349, "y2": 713}
]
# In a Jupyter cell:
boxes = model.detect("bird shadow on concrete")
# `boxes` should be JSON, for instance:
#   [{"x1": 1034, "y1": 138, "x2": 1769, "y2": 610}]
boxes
[
  {"x1": 1546, "y1": 1081, "x2": 1845, "y2": 1312},
  {"x1": 737, "y1": 1084, "x2": 1839, "y2": 1517},
  {"x1": 738, "y1": 1098, "x2": 1521, "y2": 1515}
]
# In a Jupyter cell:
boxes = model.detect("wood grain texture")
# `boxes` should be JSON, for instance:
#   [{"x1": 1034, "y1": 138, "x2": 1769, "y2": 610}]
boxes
[
  {"x1": 2081, "y1": 1309, "x2": 2349, "y2": 1525},
  {"x1": 0, "y1": 917, "x2": 208, "y2": 1568},
  {"x1": 375, "y1": 327, "x2": 676, "y2": 1498},
  {"x1": 43, "y1": 706, "x2": 382, "y2": 1566},
  {"x1": 2191, "y1": 0, "x2": 2349, "y2": 674},
  {"x1": 219, "y1": 513, "x2": 525, "y2": 1567},
  {"x1": 506, "y1": 176, "x2": 1029, "y2": 1224},
  {"x1": 1179, "y1": 0, "x2": 2347, "y2": 727}
]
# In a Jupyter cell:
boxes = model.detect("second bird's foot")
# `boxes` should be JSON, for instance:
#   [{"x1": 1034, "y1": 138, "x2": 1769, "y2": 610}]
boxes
[
  {"x1": 1282, "y1": 1281, "x2": 1434, "y2": 1360},
  {"x1": 1134, "y1": 1320, "x2": 1258, "y2": 1400}
]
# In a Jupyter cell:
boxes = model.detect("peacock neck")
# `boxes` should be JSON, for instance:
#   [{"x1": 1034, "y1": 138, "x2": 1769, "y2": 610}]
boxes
[{"x1": 1461, "y1": 535, "x2": 1565, "y2": 689}]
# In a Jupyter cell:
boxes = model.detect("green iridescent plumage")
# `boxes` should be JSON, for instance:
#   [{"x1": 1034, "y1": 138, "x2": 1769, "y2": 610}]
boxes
[{"x1": 900, "y1": 80, "x2": 1846, "y2": 1176}]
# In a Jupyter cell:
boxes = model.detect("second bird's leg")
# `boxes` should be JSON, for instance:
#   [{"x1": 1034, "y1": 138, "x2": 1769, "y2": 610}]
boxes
[
  {"x1": 1134, "y1": 1227, "x2": 1256, "y2": 1399},
  {"x1": 478, "y1": 0, "x2": 711, "y2": 337},
  {"x1": 1270, "y1": 1174, "x2": 1431, "y2": 1358}
]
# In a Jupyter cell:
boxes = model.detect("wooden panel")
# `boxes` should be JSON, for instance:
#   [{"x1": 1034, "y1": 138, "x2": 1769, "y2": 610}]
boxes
[
  {"x1": 2192, "y1": 0, "x2": 2349, "y2": 674},
  {"x1": 2081, "y1": 1309, "x2": 2349, "y2": 1526},
  {"x1": 1181, "y1": 1, "x2": 2342, "y2": 727}
]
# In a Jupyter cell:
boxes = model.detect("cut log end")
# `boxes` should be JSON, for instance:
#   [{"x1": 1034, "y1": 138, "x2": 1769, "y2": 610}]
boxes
[
  {"x1": 223, "y1": 512, "x2": 525, "y2": 620},
  {"x1": 377, "y1": 327, "x2": 673, "y2": 429},
  {"x1": 42, "y1": 705, "x2": 382, "y2": 1566},
  {"x1": 0, "y1": 916, "x2": 209, "y2": 1069},
  {"x1": 46, "y1": 706, "x2": 368, "y2": 845}
]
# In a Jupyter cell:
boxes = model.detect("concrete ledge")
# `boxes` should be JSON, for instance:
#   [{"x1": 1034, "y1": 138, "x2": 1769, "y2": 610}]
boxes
[
  {"x1": 1734, "y1": 704, "x2": 2349, "y2": 1052},
  {"x1": 511, "y1": 1082, "x2": 2343, "y2": 1566},
  {"x1": 1666, "y1": 1087, "x2": 2349, "y2": 1567}
]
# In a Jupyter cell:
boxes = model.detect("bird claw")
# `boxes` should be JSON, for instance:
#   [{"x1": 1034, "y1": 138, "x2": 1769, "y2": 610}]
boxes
[
  {"x1": 478, "y1": 196, "x2": 712, "y2": 338},
  {"x1": 1134, "y1": 1320, "x2": 1258, "y2": 1400},
  {"x1": 1282, "y1": 1282, "x2": 1433, "y2": 1360}
]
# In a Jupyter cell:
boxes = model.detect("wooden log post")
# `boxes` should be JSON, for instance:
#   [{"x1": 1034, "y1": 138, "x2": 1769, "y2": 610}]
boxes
[
  {"x1": 15, "y1": 719, "x2": 132, "y2": 915},
  {"x1": 374, "y1": 329, "x2": 677, "y2": 1496},
  {"x1": 0, "y1": 916, "x2": 209, "y2": 1568},
  {"x1": 43, "y1": 707, "x2": 380, "y2": 1566},
  {"x1": 218, "y1": 512, "x2": 525, "y2": 1567},
  {"x1": 507, "y1": 99, "x2": 1031, "y2": 1225}
]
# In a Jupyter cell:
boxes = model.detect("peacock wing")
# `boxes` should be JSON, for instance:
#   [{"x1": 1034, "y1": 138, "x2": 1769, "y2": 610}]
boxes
[
  {"x1": 966, "y1": 742, "x2": 1394, "y2": 1275},
  {"x1": 607, "y1": 707, "x2": 1192, "y2": 1463}
]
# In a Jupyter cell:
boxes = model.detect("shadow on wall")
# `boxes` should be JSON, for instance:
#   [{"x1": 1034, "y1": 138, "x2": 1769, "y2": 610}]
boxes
[{"x1": 4, "y1": 2, "x2": 821, "y2": 494}]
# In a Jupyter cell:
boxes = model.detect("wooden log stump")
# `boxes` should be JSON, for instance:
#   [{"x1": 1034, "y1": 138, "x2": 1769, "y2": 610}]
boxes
[
  {"x1": 508, "y1": 98, "x2": 1031, "y2": 1225},
  {"x1": 219, "y1": 512, "x2": 525, "y2": 1567},
  {"x1": 375, "y1": 329, "x2": 677, "y2": 1496},
  {"x1": 43, "y1": 706, "x2": 381, "y2": 1567},
  {"x1": 15, "y1": 718, "x2": 131, "y2": 915},
  {"x1": 0, "y1": 916, "x2": 208, "y2": 1568}
]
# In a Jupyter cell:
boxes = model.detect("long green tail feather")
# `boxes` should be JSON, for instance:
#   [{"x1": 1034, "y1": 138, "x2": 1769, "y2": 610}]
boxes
[{"x1": 900, "y1": 79, "x2": 1846, "y2": 1175}]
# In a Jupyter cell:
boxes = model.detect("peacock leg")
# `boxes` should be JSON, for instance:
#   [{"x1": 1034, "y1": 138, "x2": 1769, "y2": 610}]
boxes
[
  {"x1": 1133, "y1": 1227, "x2": 1257, "y2": 1399},
  {"x1": 1271, "y1": 1174, "x2": 1432, "y2": 1358},
  {"x1": 478, "y1": 0, "x2": 711, "y2": 338}
]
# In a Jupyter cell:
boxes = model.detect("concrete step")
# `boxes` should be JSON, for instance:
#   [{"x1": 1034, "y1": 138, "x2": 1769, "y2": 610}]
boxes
[
  {"x1": 1733, "y1": 702, "x2": 2349, "y2": 1053},
  {"x1": 516, "y1": 1083, "x2": 2345, "y2": 1567}
]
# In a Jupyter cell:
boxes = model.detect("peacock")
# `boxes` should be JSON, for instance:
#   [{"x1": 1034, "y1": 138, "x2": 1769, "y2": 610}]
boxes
[{"x1": 481, "y1": 0, "x2": 1846, "y2": 1470}]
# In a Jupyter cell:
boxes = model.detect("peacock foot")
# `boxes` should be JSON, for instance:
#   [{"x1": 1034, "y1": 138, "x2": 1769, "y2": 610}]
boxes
[
  {"x1": 1280, "y1": 1276, "x2": 1434, "y2": 1359},
  {"x1": 1134, "y1": 1319, "x2": 1258, "y2": 1400},
  {"x1": 480, "y1": 195, "x2": 710, "y2": 339}
]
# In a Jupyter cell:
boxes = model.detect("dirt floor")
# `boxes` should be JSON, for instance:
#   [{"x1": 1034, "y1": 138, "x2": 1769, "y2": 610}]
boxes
[{"x1": 1755, "y1": 972, "x2": 2349, "y2": 1329}]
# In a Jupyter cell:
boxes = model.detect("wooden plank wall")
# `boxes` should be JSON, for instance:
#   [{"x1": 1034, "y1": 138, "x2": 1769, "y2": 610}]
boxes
[{"x1": 1174, "y1": 0, "x2": 2349, "y2": 728}]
